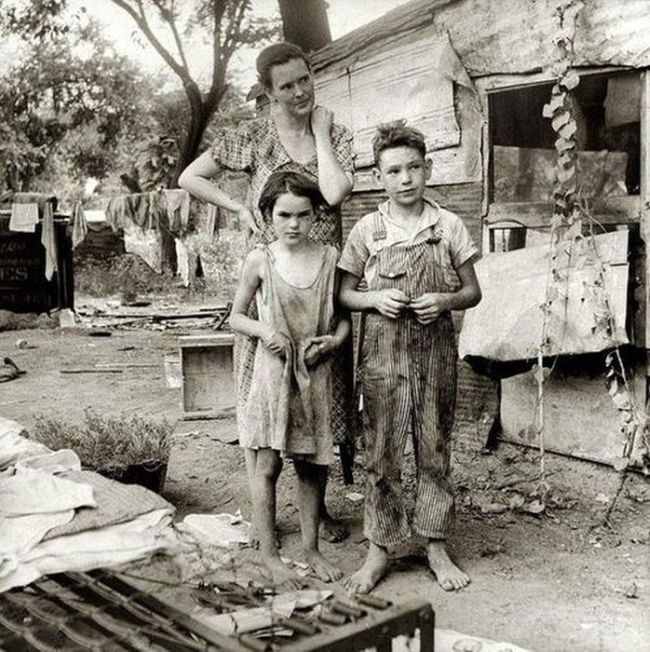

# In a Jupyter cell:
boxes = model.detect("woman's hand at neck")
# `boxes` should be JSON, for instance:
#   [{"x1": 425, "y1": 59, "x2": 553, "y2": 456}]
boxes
[{"x1": 271, "y1": 102, "x2": 312, "y2": 136}]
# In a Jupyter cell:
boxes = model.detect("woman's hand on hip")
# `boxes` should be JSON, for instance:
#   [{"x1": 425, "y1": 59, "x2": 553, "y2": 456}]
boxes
[
  {"x1": 237, "y1": 206, "x2": 260, "y2": 236},
  {"x1": 311, "y1": 106, "x2": 334, "y2": 139}
]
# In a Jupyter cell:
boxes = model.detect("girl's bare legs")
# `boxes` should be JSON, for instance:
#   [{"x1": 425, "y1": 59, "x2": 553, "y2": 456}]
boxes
[
  {"x1": 245, "y1": 449, "x2": 280, "y2": 548},
  {"x1": 318, "y1": 471, "x2": 349, "y2": 542},
  {"x1": 294, "y1": 460, "x2": 344, "y2": 582},
  {"x1": 249, "y1": 448, "x2": 301, "y2": 587}
]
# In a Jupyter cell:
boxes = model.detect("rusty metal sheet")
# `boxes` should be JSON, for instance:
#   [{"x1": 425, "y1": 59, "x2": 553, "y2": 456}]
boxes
[{"x1": 458, "y1": 230, "x2": 630, "y2": 361}]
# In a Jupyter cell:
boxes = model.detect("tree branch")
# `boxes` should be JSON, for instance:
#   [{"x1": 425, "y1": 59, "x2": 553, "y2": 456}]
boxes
[{"x1": 109, "y1": 0, "x2": 194, "y2": 90}]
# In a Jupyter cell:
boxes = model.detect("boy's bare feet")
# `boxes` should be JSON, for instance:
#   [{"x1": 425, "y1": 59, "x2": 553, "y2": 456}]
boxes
[
  {"x1": 263, "y1": 556, "x2": 305, "y2": 589},
  {"x1": 426, "y1": 540, "x2": 470, "y2": 591},
  {"x1": 344, "y1": 542, "x2": 388, "y2": 594},
  {"x1": 304, "y1": 550, "x2": 344, "y2": 583},
  {"x1": 319, "y1": 515, "x2": 349, "y2": 543}
]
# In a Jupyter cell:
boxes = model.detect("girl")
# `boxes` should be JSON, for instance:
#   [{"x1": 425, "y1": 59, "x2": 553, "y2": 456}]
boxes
[
  {"x1": 179, "y1": 41, "x2": 355, "y2": 543},
  {"x1": 229, "y1": 171, "x2": 349, "y2": 587}
]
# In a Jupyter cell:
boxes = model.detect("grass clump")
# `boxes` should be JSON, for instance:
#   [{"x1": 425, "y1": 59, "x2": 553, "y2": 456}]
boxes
[{"x1": 31, "y1": 409, "x2": 172, "y2": 474}]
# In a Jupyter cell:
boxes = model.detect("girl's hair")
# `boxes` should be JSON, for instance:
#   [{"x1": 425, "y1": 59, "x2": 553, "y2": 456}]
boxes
[
  {"x1": 256, "y1": 42, "x2": 311, "y2": 89},
  {"x1": 372, "y1": 120, "x2": 426, "y2": 165},
  {"x1": 258, "y1": 171, "x2": 324, "y2": 220}
]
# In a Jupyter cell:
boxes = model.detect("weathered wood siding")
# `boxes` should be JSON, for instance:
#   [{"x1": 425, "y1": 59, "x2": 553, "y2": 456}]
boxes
[{"x1": 312, "y1": 0, "x2": 650, "y2": 76}]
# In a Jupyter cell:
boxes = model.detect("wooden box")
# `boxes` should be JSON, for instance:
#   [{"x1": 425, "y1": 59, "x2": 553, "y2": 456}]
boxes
[{"x1": 179, "y1": 334, "x2": 235, "y2": 419}]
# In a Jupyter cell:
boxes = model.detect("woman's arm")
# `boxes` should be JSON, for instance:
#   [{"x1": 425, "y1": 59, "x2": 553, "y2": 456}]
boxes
[
  {"x1": 178, "y1": 150, "x2": 257, "y2": 233},
  {"x1": 311, "y1": 107, "x2": 354, "y2": 206}
]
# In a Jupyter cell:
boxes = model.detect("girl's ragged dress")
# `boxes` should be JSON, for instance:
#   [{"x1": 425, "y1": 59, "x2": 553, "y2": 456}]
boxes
[{"x1": 239, "y1": 245, "x2": 340, "y2": 466}]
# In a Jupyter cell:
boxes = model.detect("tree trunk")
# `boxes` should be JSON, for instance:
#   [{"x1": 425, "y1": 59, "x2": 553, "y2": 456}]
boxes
[
  {"x1": 171, "y1": 102, "x2": 212, "y2": 189},
  {"x1": 279, "y1": 0, "x2": 331, "y2": 52}
]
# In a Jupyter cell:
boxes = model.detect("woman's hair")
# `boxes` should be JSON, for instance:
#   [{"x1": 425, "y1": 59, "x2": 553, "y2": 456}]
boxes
[
  {"x1": 256, "y1": 42, "x2": 311, "y2": 89},
  {"x1": 372, "y1": 120, "x2": 427, "y2": 165},
  {"x1": 258, "y1": 171, "x2": 324, "y2": 220}
]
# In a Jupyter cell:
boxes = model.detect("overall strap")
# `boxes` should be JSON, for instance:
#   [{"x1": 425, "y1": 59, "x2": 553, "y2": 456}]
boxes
[{"x1": 372, "y1": 212, "x2": 387, "y2": 242}]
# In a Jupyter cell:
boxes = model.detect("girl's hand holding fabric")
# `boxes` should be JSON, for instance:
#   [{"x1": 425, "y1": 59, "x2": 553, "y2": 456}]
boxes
[
  {"x1": 303, "y1": 335, "x2": 339, "y2": 367},
  {"x1": 262, "y1": 328, "x2": 290, "y2": 358}
]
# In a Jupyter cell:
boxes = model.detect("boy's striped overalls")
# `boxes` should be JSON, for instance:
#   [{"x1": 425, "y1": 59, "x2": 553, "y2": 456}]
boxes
[{"x1": 360, "y1": 212, "x2": 457, "y2": 547}]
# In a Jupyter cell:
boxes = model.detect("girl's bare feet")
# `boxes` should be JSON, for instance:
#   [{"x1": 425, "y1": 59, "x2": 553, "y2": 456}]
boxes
[
  {"x1": 264, "y1": 556, "x2": 305, "y2": 589},
  {"x1": 344, "y1": 542, "x2": 388, "y2": 594},
  {"x1": 426, "y1": 540, "x2": 470, "y2": 591},
  {"x1": 319, "y1": 515, "x2": 349, "y2": 543},
  {"x1": 304, "y1": 550, "x2": 344, "y2": 582}
]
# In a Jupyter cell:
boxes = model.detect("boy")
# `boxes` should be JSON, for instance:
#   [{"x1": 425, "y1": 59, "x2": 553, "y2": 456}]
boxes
[{"x1": 338, "y1": 121, "x2": 481, "y2": 593}]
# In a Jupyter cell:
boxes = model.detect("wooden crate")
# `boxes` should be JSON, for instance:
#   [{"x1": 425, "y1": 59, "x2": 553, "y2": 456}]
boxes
[{"x1": 179, "y1": 334, "x2": 235, "y2": 419}]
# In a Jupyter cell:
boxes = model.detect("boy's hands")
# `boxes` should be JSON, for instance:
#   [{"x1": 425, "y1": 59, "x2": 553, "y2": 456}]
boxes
[
  {"x1": 311, "y1": 106, "x2": 334, "y2": 138},
  {"x1": 261, "y1": 328, "x2": 290, "y2": 358},
  {"x1": 409, "y1": 293, "x2": 450, "y2": 324},
  {"x1": 303, "y1": 335, "x2": 341, "y2": 367},
  {"x1": 372, "y1": 288, "x2": 410, "y2": 319}
]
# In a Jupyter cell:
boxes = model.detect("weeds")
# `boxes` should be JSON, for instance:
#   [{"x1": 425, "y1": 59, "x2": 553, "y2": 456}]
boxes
[{"x1": 30, "y1": 409, "x2": 172, "y2": 473}]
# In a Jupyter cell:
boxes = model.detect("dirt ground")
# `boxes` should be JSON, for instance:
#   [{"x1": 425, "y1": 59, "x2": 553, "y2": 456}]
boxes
[{"x1": 1, "y1": 298, "x2": 649, "y2": 651}]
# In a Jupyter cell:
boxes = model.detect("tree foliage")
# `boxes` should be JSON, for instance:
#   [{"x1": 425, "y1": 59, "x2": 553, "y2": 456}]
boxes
[
  {"x1": 0, "y1": 0, "x2": 279, "y2": 194},
  {"x1": 0, "y1": 7, "x2": 156, "y2": 194},
  {"x1": 103, "y1": 0, "x2": 278, "y2": 185}
]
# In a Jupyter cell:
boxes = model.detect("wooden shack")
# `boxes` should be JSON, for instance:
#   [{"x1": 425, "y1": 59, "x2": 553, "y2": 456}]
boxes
[{"x1": 311, "y1": 0, "x2": 650, "y2": 466}]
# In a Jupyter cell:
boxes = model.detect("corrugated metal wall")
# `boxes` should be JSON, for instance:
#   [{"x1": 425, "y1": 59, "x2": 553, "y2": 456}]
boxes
[{"x1": 341, "y1": 181, "x2": 498, "y2": 449}]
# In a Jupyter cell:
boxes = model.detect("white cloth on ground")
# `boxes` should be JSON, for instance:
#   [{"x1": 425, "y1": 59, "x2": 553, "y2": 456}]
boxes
[
  {"x1": 0, "y1": 467, "x2": 96, "y2": 515},
  {"x1": 0, "y1": 416, "x2": 49, "y2": 471},
  {"x1": 0, "y1": 507, "x2": 175, "y2": 592}
]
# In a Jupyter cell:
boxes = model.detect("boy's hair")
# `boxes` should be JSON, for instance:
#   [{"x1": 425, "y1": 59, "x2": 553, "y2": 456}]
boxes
[
  {"x1": 258, "y1": 170, "x2": 324, "y2": 221},
  {"x1": 372, "y1": 120, "x2": 427, "y2": 165},
  {"x1": 256, "y1": 42, "x2": 311, "y2": 90}
]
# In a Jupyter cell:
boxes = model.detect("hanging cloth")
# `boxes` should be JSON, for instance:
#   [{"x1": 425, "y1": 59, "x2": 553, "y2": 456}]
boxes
[
  {"x1": 9, "y1": 203, "x2": 39, "y2": 233},
  {"x1": 41, "y1": 202, "x2": 58, "y2": 281},
  {"x1": 71, "y1": 201, "x2": 88, "y2": 249}
]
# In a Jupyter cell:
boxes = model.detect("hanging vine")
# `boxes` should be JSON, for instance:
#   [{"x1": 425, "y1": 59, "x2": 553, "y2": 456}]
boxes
[{"x1": 532, "y1": 0, "x2": 650, "y2": 513}]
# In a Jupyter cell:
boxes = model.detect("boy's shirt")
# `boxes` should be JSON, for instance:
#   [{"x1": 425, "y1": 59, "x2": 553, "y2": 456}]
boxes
[{"x1": 338, "y1": 199, "x2": 478, "y2": 286}]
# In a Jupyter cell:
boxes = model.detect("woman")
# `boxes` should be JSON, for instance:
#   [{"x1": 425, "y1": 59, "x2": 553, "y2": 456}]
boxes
[{"x1": 179, "y1": 42, "x2": 355, "y2": 542}]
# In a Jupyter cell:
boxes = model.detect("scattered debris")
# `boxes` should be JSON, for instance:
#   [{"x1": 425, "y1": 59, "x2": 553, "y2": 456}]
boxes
[
  {"x1": 523, "y1": 500, "x2": 546, "y2": 515},
  {"x1": 60, "y1": 369, "x2": 123, "y2": 374},
  {"x1": 478, "y1": 501, "x2": 509, "y2": 515},
  {"x1": 57, "y1": 308, "x2": 77, "y2": 328},
  {"x1": 480, "y1": 543, "x2": 505, "y2": 558},
  {"x1": 623, "y1": 582, "x2": 638, "y2": 599},
  {"x1": 0, "y1": 358, "x2": 26, "y2": 383},
  {"x1": 345, "y1": 491, "x2": 365, "y2": 503},
  {"x1": 179, "y1": 511, "x2": 250, "y2": 547}
]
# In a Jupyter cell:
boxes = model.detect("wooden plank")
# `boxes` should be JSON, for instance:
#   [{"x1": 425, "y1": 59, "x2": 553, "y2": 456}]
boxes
[
  {"x1": 500, "y1": 366, "x2": 624, "y2": 467},
  {"x1": 348, "y1": 34, "x2": 462, "y2": 168},
  {"x1": 179, "y1": 333, "x2": 234, "y2": 349},
  {"x1": 641, "y1": 71, "x2": 650, "y2": 350},
  {"x1": 180, "y1": 340, "x2": 235, "y2": 415},
  {"x1": 349, "y1": 84, "x2": 482, "y2": 187}
]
